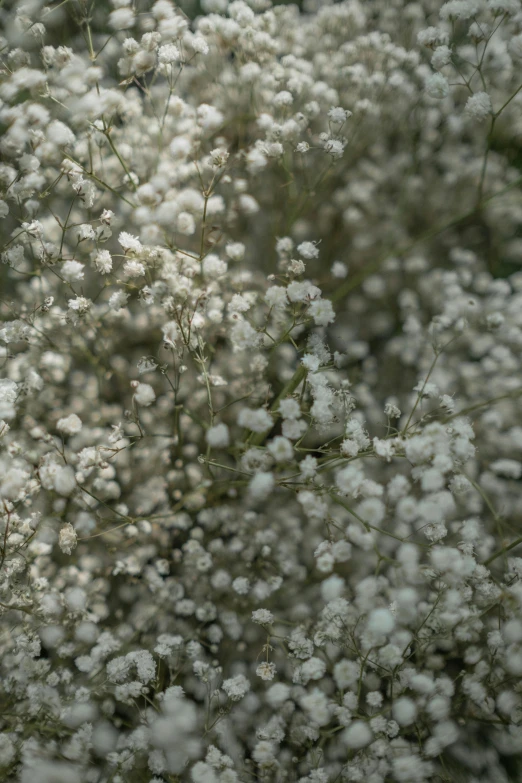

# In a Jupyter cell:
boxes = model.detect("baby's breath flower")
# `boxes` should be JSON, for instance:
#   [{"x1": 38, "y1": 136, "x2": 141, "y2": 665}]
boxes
[
  {"x1": 465, "y1": 91, "x2": 493, "y2": 121},
  {"x1": 256, "y1": 662, "x2": 276, "y2": 680},
  {"x1": 252, "y1": 609, "x2": 274, "y2": 625},
  {"x1": 119, "y1": 232, "x2": 143, "y2": 255},
  {"x1": 56, "y1": 414, "x2": 82, "y2": 435},
  {"x1": 59, "y1": 523, "x2": 78, "y2": 555},
  {"x1": 222, "y1": 674, "x2": 250, "y2": 701},
  {"x1": 133, "y1": 382, "x2": 156, "y2": 407},
  {"x1": 1, "y1": 2, "x2": 522, "y2": 779}
]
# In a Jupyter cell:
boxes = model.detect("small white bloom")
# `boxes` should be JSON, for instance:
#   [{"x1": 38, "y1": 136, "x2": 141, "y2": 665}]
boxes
[
  {"x1": 54, "y1": 466, "x2": 76, "y2": 496},
  {"x1": 252, "y1": 609, "x2": 274, "y2": 625},
  {"x1": 68, "y1": 296, "x2": 92, "y2": 313},
  {"x1": 202, "y1": 254, "x2": 227, "y2": 279},
  {"x1": 331, "y1": 261, "x2": 348, "y2": 278},
  {"x1": 238, "y1": 407, "x2": 273, "y2": 433},
  {"x1": 248, "y1": 471, "x2": 275, "y2": 500},
  {"x1": 109, "y1": 7, "x2": 135, "y2": 29},
  {"x1": 56, "y1": 414, "x2": 83, "y2": 436},
  {"x1": 465, "y1": 91, "x2": 492, "y2": 121},
  {"x1": 119, "y1": 231, "x2": 143, "y2": 254},
  {"x1": 426, "y1": 73, "x2": 450, "y2": 99},
  {"x1": 158, "y1": 43, "x2": 180, "y2": 64},
  {"x1": 123, "y1": 259, "x2": 146, "y2": 278},
  {"x1": 343, "y1": 721, "x2": 373, "y2": 749},
  {"x1": 308, "y1": 298, "x2": 335, "y2": 326},
  {"x1": 225, "y1": 242, "x2": 245, "y2": 262},
  {"x1": 328, "y1": 106, "x2": 352, "y2": 123},
  {"x1": 297, "y1": 241, "x2": 319, "y2": 259},
  {"x1": 367, "y1": 608, "x2": 396, "y2": 636},
  {"x1": 256, "y1": 661, "x2": 276, "y2": 681},
  {"x1": 267, "y1": 436, "x2": 293, "y2": 462},
  {"x1": 134, "y1": 382, "x2": 156, "y2": 407},
  {"x1": 222, "y1": 674, "x2": 250, "y2": 700},
  {"x1": 94, "y1": 249, "x2": 112, "y2": 274},
  {"x1": 209, "y1": 148, "x2": 229, "y2": 168},
  {"x1": 108, "y1": 290, "x2": 129, "y2": 311},
  {"x1": 206, "y1": 423, "x2": 230, "y2": 448},
  {"x1": 61, "y1": 260, "x2": 85, "y2": 282}
]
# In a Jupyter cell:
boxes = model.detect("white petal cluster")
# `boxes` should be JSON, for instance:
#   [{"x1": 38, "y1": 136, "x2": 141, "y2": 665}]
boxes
[{"x1": 0, "y1": 0, "x2": 522, "y2": 780}]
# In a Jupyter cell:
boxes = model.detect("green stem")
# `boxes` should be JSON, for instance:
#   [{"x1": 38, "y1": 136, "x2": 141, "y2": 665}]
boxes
[{"x1": 483, "y1": 536, "x2": 522, "y2": 567}]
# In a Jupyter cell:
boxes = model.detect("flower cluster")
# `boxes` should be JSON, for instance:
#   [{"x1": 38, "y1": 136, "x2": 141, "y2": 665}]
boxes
[{"x1": 1, "y1": 0, "x2": 522, "y2": 782}]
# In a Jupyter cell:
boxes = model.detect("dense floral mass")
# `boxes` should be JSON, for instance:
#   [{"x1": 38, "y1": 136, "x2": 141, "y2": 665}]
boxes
[{"x1": 1, "y1": 0, "x2": 522, "y2": 780}]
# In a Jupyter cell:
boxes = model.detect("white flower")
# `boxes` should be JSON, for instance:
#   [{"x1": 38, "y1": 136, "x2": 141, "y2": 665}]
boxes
[
  {"x1": 94, "y1": 249, "x2": 112, "y2": 273},
  {"x1": 191, "y1": 35, "x2": 210, "y2": 55},
  {"x1": 343, "y1": 721, "x2": 373, "y2": 749},
  {"x1": 301, "y1": 353, "x2": 320, "y2": 372},
  {"x1": 267, "y1": 436, "x2": 293, "y2": 462},
  {"x1": 252, "y1": 740, "x2": 276, "y2": 764},
  {"x1": 324, "y1": 139, "x2": 345, "y2": 158},
  {"x1": 56, "y1": 414, "x2": 82, "y2": 435},
  {"x1": 287, "y1": 280, "x2": 321, "y2": 302},
  {"x1": 256, "y1": 662, "x2": 276, "y2": 680},
  {"x1": 60, "y1": 260, "x2": 85, "y2": 282},
  {"x1": 279, "y1": 399, "x2": 301, "y2": 419},
  {"x1": 137, "y1": 357, "x2": 158, "y2": 375},
  {"x1": 393, "y1": 697, "x2": 418, "y2": 726},
  {"x1": 202, "y1": 255, "x2": 227, "y2": 279},
  {"x1": 177, "y1": 212, "x2": 196, "y2": 235},
  {"x1": 252, "y1": 609, "x2": 274, "y2": 625},
  {"x1": 331, "y1": 261, "x2": 348, "y2": 278},
  {"x1": 417, "y1": 26, "x2": 450, "y2": 47},
  {"x1": 225, "y1": 242, "x2": 245, "y2": 262},
  {"x1": 426, "y1": 73, "x2": 449, "y2": 99},
  {"x1": 76, "y1": 223, "x2": 96, "y2": 241},
  {"x1": 248, "y1": 472, "x2": 275, "y2": 500},
  {"x1": 222, "y1": 674, "x2": 250, "y2": 701},
  {"x1": 300, "y1": 656, "x2": 326, "y2": 682},
  {"x1": 59, "y1": 523, "x2": 78, "y2": 555},
  {"x1": 432, "y1": 45, "x2": 452, "y2": 70},
  {"x1": 230, "y1": 320, "x2": 260, "y2": 351},
  {"x1": 300, "y1": 455, "x2": 318, "y2": 479},
  {"x1": 488, "y1": 0, "x2": 520, "y2": 15},
  {"x1": 465, "y1": 92, "x2": 492, "y2": 121},
  {"x1": 68, "y1": 296, "x2": 92, "y2": 313},
  {"x1": 238, "y1": 408, "x2": 273, "y2": 433},
  {"x1": 109, "y1": 7, "x2": 135, "y2": 29},
  {"x1": 1, "y1": 467, "x2": 28, "y2": 501},
  {"x1": 297, "y1": 241, "x2": 319, "y2": 259},
  {"x1": 328, "y1": 106, "x2": 351, "y2": 123},
  {"x1": 265, "y1": 286, "x2": 288, "y2": 308},
  {"x1": 54, "y1": 466, "x2": 76, "y2": 496},
  {"x1": 108, "y1": 290, "x2": 129, "y2": 311},
  {"x1": 119, "y1": 231, "x2": 143, "y2": 254},
  {"x1": 367, "y1": 608, "x2": 396, "y2": 636},
  {"x1": 123, "y1": 259, "x2": 145, "y2": 278},
  {"x1": 206, "y1": 423, "x2": 230, "y2": 448},
  {"x1": 100, "y1": 209, "x2": 114, "y2": 224},
  {"x1": 209, "y1": 148, "x2": 229, "y2": 168},
  {"x1": 490, "y1": 459, "x2": 522, "y2": 479},
  {"x1": 134, "y1": 382, "x2": 156, "y2": 407},
  {"x1": 308, "y1": 298, "x2": 335, "y2": 326},
  {"x1": 440, "y1": 1, "x2": 484, "y2": 21},
  {"x1": 273, "y1": 90, "x2": 293, "y2": 106},
  {"x1": 158, "y1": 44, "x2": 180, "y2": 64}
]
